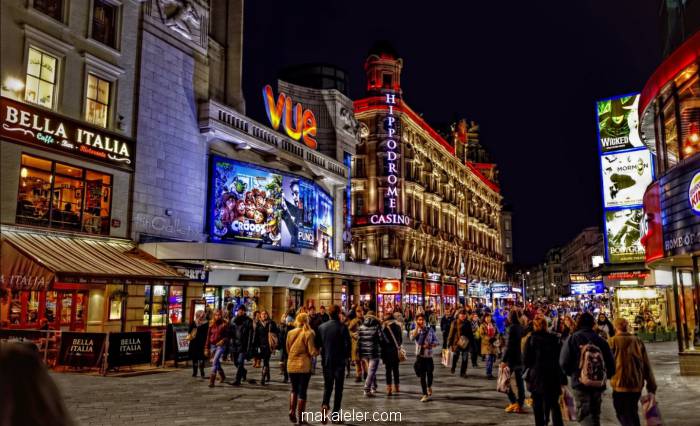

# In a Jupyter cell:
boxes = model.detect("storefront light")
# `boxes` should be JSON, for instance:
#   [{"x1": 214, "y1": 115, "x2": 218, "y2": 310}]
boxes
[
  {"x1": 2, "y1": 77, "x2": 24, "y2": 93},
  {"x1": 20, "y1": 167, "x2": 28, "y2": 178}
]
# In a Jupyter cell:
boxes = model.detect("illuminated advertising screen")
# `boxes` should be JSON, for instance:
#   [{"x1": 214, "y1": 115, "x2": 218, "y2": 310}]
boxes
[
  {"x1": 209, "y1": 156, "x2": 333, "y2": 253},
  {"x1": 597, "y1": 95, "x2": 644, "y2": 153},
  {"x1": 571, "y1": 282, "x2": 604, "y2": 295},
  {"x1": 600, "y1": 149, "x2": 654, "y2": 208},
  {"x1": 605, "y1": 208, "x2": 645, "y2": 263}
]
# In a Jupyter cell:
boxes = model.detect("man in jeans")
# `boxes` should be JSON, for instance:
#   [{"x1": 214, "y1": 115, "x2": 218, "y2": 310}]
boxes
[
  {"x1": 560, "y1": 312, "x2": 615, "y2": 426},
  {"x1": 229, "y1": 306, "x2": 253, "y2": 386},
  {"x1": 501, "y1": 309, "x2": 526, "y2": 413},
  {"x1": 316, "y1": 305, "x2": 351, "y2": 424},
  {"x1": 357, "y1": 310, "x2": 385, "y2": 397}
]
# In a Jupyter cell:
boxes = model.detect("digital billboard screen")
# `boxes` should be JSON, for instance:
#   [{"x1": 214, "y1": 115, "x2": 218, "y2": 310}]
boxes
[
  {"x1": 571, "y1": 282, "x2": 604, "y2": 295},
  {"x1": 605, "y1": 208, "x2": 645, "y2": 263},
  {"x1": 597, "y1": 95, "x2": 645, "y2": 153},
  {"x1": 209, "y1": 156, "x2": 333, "y2": 253},
  {"x1": 600, "y1": 148, "x2": 653, "y2": 208}
]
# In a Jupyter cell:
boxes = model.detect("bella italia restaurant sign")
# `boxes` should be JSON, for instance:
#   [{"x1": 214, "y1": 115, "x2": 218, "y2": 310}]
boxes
[{"x1": 1, "y1": 97, "x2": 134, "y2": 169}]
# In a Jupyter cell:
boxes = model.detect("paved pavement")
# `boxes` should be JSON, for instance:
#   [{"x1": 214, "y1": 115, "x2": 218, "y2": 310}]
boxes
[{"x1": 51, "y1": 336, "x2": 697, "y2": 425}]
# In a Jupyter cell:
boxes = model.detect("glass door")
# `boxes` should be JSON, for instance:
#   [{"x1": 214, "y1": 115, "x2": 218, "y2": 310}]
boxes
[
  {"x1": 58, "y1": 291, "x2": 88, "y2": 331},
  {"x1": 677, "y1": 269, "x2": 697, "y2": 350}
]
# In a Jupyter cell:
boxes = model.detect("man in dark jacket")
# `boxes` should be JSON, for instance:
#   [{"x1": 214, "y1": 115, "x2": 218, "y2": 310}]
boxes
[
  {"x1": 559, "y1": 312, "x2": 615, "y2": 426},
  {"x1": 358, "y1": 311, "x2": 384, "y2": 397},
  {"x1": 229, "y1": 306, "x2": 253, "y2": 385},
  {"x1": 501, "y1": 309, "x2": 526, "y2": 413},
  {"x1": 448, "y1": 310, "x2": 474, "y2": 377},
  {"x1": 319, "y1": 306, "x2": 330, "y2": 323},
  {"x1": 316, "y1": 305, "x2": 351, "y2": 424},
  {"x1": 440, "y1": 308, "x2": 455, "y2": 349}
]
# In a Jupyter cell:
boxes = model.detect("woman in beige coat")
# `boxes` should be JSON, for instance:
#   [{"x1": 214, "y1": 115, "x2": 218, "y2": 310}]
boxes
[
  {"x1": 478, "y1": 314, "x2": 499, "y2": 379},
  {"x1": 286, "y1": 312, "x2": 318, "y2": 424}
]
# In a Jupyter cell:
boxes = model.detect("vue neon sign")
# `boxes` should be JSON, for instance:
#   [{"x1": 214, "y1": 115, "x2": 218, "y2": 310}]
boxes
[
  {"x1": 263, "y1": 85, "x2": 317, "y2": 149},
  {"x1": 369, "y1": 92, "x2": 410, "y2": 227}
]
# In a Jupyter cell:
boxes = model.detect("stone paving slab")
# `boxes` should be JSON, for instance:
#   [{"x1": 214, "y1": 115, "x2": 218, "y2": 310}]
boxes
[{"x1": 51, "y1": 339, "x2": 697, "y2": 425}]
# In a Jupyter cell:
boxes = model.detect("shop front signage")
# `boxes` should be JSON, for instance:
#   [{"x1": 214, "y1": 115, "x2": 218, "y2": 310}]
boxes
[
  {"x1": 377, "y1": 279, "x2": 400, "y2": 294},
  {"x1": 569, "y1": 273, "x2": 603, "y2": 283},
  {"x1": 491, "y1": 283, "x2": 510, "y2": 294},
  {"x1": 380, "y1": 91, "x2": 410, "y2": 227},
  {"x1": 263, "y1": 85, "x2": 317, "y2": 149},
  {"x1": 1, "y1": 97, "x2": 133, "y2": 169},
  {"x1": 641, "y1": 182, "x2": 664, "y2": 262},
  {"x1": 58, "y1": 332, "x2": 107, "y2": 368},
  {"x1": 571, "y1": 282, "x2": 604, "y2": 295},
  {"x1": 657, "y1": 155, "x2": 700, "y2": 257},
  {"x1": 325, "y1": 259, "x2": 341, "y2": 272},
  {"x1": 107, "y1": 331, "x2": 152, "y2": 368},
  {"x1": 170, "y1": 263, "x2": 208, "y2": 282},
  {"x1": 690, "y1": 171, "x2": 700, "y2": 215}
]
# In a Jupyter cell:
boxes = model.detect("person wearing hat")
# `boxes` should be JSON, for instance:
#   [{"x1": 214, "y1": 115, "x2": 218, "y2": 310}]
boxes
[{"x1": 230, "y1": 305, "x2": 253, "y2": 385}]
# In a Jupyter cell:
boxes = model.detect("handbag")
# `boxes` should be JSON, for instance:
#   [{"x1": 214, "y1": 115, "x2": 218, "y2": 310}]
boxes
[
  {"x1": 457, "y1": 335, "x2": 469, "y2": 350},
  {"x1": 441, "y1": 348, "x2": 453, "y2": 367},
  {"x1": 497, "y1": 364, "x2": 511, "y2": 393},
  {"x1": 268, "y1": 332, "x2": 279, "y2": 351},
  {"x1": 385, "y1": 324, "x2": 406, "y2": 362},
  {"x1": 186, "y1": 327, "x2": 197, "y2": 341},
  {"x1": 560, "y1": 385, "x2": 576, "y2": 421},
  {"x1": 641, "y1": 393, "x2": 663, "y2": 426}
]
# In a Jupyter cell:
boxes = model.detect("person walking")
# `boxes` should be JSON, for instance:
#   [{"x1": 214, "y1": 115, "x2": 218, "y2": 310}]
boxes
[
  {"x1": 381, "y1": 311, "x2": 403, "y2": 396},
  {"x1": 279, "y1": 310, "x2": 294, "y2": 383},
  {"x1": 608, "y1": 318, "x2": 657, "y2": 426},
  {"x1": 479, "y1": 313, "x2": 498, "y2": 379},
  {"x1": 206, "y1": 309, "x2": 229, "y2": 387},
  {"x1": 448, "y1": 309, "x2": 473, "y2": 377},
  {"x1": 358, "y1": 310, "x2": 385, "y2": 397},
  {"x1": 524, "y1": 317, "x2": 566, "y2": 426},
  {"x1": 470, "y1": 312, "x2": 481, "y2": 368},
  {"x1": 253, "y1": 310, "x2": 278, "y2": 385},
  {"x1": 188, "y1": 309, "x2": 209, "y2": 378},
  {"x1": 286, "y1": 312, "x2": 319, "y2": 425},
  {"x1": 316, "y1": 305, "x2": 351, "y2": 424},
  {"x1": 348, "y1": 307, "x2": 367, "y2": 382},
  {"x1": 440, "y1": 308, "x2": 454, "y2": 350},
  {"x1": 339, "y1": 310, "x2": 352, "y2": 378},
  {"x1": 502, "y1": 309, "x2": 526, "y2": 414},
  {"x1": 596, "y1": 313, "x2": 615, "y2": 339},
  {"x1": 559, "y1": 312, "x2": 615, "y2": 426},
  {"x1": 412, "y1": 313, "x2": 439, "y2": 402},
  {"x1": 230, "y1": 305, "x2": 254, "y2": 386}
]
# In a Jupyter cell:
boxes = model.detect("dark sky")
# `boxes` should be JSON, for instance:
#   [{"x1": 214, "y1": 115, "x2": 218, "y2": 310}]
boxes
[{"x1": 242, "y1": 0, "x2": 662, "y2": 265}]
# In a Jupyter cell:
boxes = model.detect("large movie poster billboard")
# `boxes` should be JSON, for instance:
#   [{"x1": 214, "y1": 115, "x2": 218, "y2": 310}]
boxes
[
  {"x1": 600, "y1": 148, "x2": 654, "y2": 208},
  {"x1": 597, "y1": 95, "x2": 645, "y2": 153},
  {"x1": 209, "y1": 156, "x2": 333, "y2": 253},
  {"x1": 605, "y1": 208, "x2": 645, "y2": 263}
]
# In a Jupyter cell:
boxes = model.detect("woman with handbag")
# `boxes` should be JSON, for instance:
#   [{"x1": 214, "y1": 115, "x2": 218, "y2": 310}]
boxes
[
  {"x1": 253, "y1": 309, "x2": 278, "y2": 385},
  {"x1": 381, "y1": 311, "x2": 404, "y2": 396},
  {"x1": 188, "y1": 310, "x2": 209, "y2": 378},
  {"x1": 479, "y1": 313, "x2": 499, "y2": 379},
  {"x1": 447, "y1": 309, "x2": 473, "y2": 377},
  {"x1": 286, "y1": 312, "x2": 319, "y2": 424},
  {"x1": 412, "y1": 313, "x2": 438, "y2": 402},
  {"x1": 205, "y1": 309, "x2": 229, "y2": 387}
]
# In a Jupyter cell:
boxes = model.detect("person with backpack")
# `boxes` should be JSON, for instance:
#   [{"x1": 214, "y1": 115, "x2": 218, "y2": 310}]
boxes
[
  {"x1": 479, "y1": 313, "x2": 499, "y2": 379},
  {"x1": 608, "y1": 318, "x2": 657, "y2": 426},
  {"x1": 501, "y1": 309, "x2": 527, "y2": 414},
  {"x1": 524, "y1": 317, "x2": 566, "y2": 426},
  {"x1": 559, "y1": 312, "x2": 615, "y2": 426}
]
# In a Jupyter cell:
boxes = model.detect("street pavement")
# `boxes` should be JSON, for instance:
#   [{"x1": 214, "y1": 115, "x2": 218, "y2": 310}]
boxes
[{"x1": 52, "y1": 336, "x2": 697, "y2": 425}]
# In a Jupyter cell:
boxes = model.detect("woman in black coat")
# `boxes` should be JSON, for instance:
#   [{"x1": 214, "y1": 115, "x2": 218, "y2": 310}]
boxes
[
  {"x1": 381, "y1": 312, "x2": 403, "y2": 395},
  {"x1": 523, "y1": 317, "x2": 567, "y2": 426},
  {"x1": 253, "y1": 310, "x2": 279, "y2": 385},
  {"x1": 188, "y1": 310, "x2": 209, "y2": 377}
]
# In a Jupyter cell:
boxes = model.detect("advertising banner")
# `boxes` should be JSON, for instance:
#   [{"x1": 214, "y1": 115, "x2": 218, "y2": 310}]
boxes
[
  {"x1": 597, "y1": 95, "x2": 645, "y2": 153},
  {"x1": 58, "y1": 332, "x2": 106, "y2": 368},
  {"x1": 166, "y1": 324, "x2": 190, "y2": 362},
  {"x1": 600, "y1": 149, "x2": 653, "y2": 208},
  {"x1": 209, "y1": 156, "x2": 333, "y2": 253},
  {"x1": 641, "y1": 182, "x2": 664, "y2": 262},
  {"x1": 571, "y1": 282, "x2": 605, "y2": 295},
  {"x1": 107, "y1": 332, "x2": 152, "y2": 368},
  {"x1": 605, "y1": 208, "x2": 645, "y2": 263}
]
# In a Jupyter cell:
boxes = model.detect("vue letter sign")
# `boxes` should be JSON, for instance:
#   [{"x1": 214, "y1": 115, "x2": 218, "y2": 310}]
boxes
[{"x1": 263, "y1": 85, "x2": 317, "y2": 149}]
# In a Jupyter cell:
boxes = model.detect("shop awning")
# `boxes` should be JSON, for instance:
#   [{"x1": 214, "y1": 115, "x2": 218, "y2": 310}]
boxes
[{"x1": 1, "y1": 228, "x2": 185, "y2": 289}]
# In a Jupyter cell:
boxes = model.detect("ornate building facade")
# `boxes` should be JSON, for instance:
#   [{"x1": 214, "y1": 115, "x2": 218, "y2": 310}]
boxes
[{"x1": 351, "y1": 44, "x2": 505, "y2": 315}]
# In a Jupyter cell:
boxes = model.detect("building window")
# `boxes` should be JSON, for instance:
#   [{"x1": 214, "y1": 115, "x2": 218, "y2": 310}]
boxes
[
  {"x1": 25, "y1": 47, "x2": 58, "y2": 109},
  {"x1": 33, "y1": 0, "x2": 63, "y2": 21},
  {"x1": 354, "y1": 193, "x2": 364, "y2": 216},
  {"x1": 85, "y1": 74, "x2": 111, "y2": 127},
  {"x1": 16, "y1": 154, "x2": 112, "y2": 235},
  {"x1": 91, "y1": 0, "x2": 118, "y2": 48},
  {"x1": 505, "y1": 238, "x2": 512, "y2": 248},
  {"x1": 382, "y1": 234, "x2": 390, "y2": 259}
]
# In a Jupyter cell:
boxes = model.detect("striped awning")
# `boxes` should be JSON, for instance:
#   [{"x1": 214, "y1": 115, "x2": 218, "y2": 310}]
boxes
[{"x1": 1, "y1": 229, "x2": 185, "y2": 284}]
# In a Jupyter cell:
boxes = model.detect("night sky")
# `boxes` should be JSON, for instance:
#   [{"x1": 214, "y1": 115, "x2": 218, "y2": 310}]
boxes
[{"x1": 242, "y1": 1, "x2": 663, "y2": 265}]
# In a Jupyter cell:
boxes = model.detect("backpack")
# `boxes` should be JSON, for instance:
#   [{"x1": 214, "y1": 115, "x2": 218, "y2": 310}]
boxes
[{"x1": 578, "y1": 342, "x2": 606, "y2": 387}]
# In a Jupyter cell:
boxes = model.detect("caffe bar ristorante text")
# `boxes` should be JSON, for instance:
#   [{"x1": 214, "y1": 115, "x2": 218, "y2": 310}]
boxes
[{"x1": 0, "y1": 97, "x2": 134, "y2": 169}]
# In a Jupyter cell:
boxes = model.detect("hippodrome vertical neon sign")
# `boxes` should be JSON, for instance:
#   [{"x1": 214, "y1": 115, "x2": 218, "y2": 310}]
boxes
[{"x1": 369, "y1": 92, "x2": 410, "y2": 226}]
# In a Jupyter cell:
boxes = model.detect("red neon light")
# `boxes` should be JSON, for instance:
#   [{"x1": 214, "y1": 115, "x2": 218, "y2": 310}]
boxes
[
  {"x1": 640, "y1": 30, "x2": 700, "y2": 116},
  {"x1": 354, "y1": 97, "x2": 500, "y2": 194}
]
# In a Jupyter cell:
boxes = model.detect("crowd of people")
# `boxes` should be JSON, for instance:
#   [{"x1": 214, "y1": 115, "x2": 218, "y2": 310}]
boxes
[{"x1": 185, "y1": 301, "x2": 657, "y2": 426}]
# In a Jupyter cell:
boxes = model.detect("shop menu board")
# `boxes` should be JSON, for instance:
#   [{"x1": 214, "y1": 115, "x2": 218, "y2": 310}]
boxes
[
  {"x1": 107, "y1": 332, "x2": 152, "y2": 368},
  {"x1": 596, "y1": 93, "x2": 652, "y2": 264},
  {"x1": 209, "y1": 156, "x2": 333, "y2": 254},
  {"x1": 58, "y1": 332, "x2": 106, "y2": 368}
]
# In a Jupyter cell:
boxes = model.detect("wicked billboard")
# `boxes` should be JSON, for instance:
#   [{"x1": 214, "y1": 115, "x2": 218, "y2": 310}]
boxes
[
  {"x1": 209, "y1": 156, "x2": 333, "y2": 255},
  {"x1": 597, "y1": 94, "x2": 645, "y2": 153}
]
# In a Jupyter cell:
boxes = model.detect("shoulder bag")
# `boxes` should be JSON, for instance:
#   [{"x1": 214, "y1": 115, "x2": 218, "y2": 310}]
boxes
[{"x1": 385, "y1": 324, "x2": 406, "y2": 362}]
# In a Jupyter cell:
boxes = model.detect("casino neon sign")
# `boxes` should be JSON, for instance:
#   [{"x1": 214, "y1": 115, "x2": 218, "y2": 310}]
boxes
[{"x1": 263, "y1": 85, "x2": 317, "y2": 150}]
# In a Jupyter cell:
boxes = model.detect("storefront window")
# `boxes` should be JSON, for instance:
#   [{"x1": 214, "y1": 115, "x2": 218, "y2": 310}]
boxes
[
  {"x1": 168, "y1": 286, "x2": 183, "y2": 324},
  {"x1": 27, "y1": 292, "x2": 40, "y2": 324},
  {"x1": 288, "y1": 289, "x2": 303, "y2": 312},
  {"x1": 202, "y1": 287, "x2": 220, "y2": 319},
  {"x1": 9, "y1": 290, "x2": 21, "y2": 325},
  {"x1": 45, "y1": 291, "x2": 57, "y2": 323},
  {"x1": 144, "y1": 285, "x2": 168, "y2": 326},
  {"x1": 222, "y1": 287, "x2": 259, "y2": 316},
  {"x1": 16, "y1": 154, "x2": 112, "y2": 235},
  {"x1": 109, "y1": 297, "x2": 122, "y2": 320}
]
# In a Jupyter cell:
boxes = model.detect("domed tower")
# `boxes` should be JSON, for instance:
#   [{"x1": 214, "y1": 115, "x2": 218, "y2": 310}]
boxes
[{"x1": 364, "y1": 41, "x2": 403, "y2": 96}]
